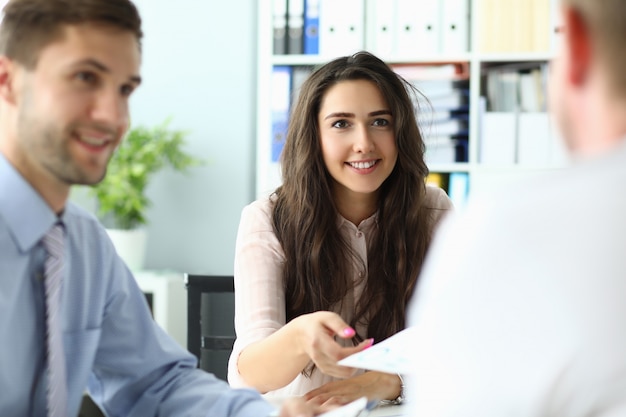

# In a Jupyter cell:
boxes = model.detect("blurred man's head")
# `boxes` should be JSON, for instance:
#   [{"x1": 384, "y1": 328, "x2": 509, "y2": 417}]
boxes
[{"x1": 549, "y1": 0, "x2": 626, "y2": 155}]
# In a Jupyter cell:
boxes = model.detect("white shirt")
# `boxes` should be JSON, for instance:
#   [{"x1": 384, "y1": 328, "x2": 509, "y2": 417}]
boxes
[{"x1": 406, "y1": 139, "x2": 626, "y2": 417}]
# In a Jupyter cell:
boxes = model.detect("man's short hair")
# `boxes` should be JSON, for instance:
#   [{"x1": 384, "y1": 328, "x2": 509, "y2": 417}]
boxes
[{"x1": 0, "y1": 0, "x2": 142, "y2": 69}]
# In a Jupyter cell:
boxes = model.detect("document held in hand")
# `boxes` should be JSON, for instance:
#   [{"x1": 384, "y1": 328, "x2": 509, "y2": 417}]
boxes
[{"x1": 338, "y1": 327, "x2": 418, "y2": 374}]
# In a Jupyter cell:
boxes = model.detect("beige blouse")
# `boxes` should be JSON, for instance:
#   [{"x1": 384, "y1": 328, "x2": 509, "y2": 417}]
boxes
[{"x1": 227, "y1": 185, "x2": 453, "y2": 399}]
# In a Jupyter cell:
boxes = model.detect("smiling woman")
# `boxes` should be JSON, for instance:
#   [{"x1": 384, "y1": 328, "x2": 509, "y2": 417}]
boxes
[
  {"x1": 227, "y1": 51, "x2": 454, "y2": 407},
  {"x1": 318, "y1": 78, "x2": 398, "y2": 221}
]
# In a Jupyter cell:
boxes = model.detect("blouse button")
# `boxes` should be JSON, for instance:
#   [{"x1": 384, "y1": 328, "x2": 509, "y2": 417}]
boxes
[{"x1": 356, "y1": 231, "x2": 363, "y2": 238}]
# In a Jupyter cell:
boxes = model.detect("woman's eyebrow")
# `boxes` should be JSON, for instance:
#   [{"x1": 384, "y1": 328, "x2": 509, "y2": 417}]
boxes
[{"x1": 324, "y1": 112, "x2": 355, "y2": 120}]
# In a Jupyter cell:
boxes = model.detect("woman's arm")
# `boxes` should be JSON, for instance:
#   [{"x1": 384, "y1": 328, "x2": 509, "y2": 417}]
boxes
[
  {"x1": 228, "y1": 200, "x2": 371, "y2": 393},
  {"x1": 238, "y1": 311, "x2": 371, "y2": 393},
  {"x1": 303, "y1": 372, "x2": 403, "y2": 407}
]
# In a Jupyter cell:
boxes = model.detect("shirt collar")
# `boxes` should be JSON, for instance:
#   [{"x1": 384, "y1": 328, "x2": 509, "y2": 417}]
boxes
[
  {"x1": 0, "y1": 153, "x2": 59, "y2": 253},
  {"x1": 336, "y1": 210, "x2": 378, "y2": 230}
]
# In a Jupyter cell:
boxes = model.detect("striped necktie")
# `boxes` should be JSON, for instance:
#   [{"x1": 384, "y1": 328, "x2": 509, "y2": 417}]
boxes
[{"x1": 41, "y1": 223, "x2": 68, "y2": 417}]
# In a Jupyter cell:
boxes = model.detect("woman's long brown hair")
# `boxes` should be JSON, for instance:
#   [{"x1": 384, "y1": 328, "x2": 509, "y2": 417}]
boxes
[{"x1": 272, "y1": 51, "x2": 440, "y2": 356}]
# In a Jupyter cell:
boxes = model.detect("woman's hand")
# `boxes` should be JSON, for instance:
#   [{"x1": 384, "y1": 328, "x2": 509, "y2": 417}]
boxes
[
  {"x1": 236, "y1": 311, "x2": 372, "y2": 392},
  {"x1": 277, "y1": 397, "x2": 326, "y2": 416},
  {"x1": 303, "y1": 372, "x2": 402, "y2": 409},
  {"x1": 292, "y1": 311, "x2": 373, "y2": 379}
]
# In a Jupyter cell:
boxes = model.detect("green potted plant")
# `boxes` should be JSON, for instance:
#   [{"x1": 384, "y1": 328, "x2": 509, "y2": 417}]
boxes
[{"x1": 90, "y1": 118, "x2": 201, "y2": 270}]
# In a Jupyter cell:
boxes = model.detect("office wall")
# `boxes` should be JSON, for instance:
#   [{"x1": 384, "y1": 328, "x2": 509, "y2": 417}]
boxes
[{"x1": 128, "y1": 1, "x2": 258, "y2": 274}]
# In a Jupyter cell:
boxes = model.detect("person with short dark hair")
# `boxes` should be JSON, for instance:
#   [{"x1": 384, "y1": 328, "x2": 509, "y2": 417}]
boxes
[{"x1": 0, "y1": 1, "x2": 317, "y2": 415}]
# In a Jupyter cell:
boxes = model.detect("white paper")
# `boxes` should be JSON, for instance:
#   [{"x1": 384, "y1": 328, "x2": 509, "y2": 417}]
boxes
[{"x1": 338, "y1": 327, "x2": 417, "y2": 374}]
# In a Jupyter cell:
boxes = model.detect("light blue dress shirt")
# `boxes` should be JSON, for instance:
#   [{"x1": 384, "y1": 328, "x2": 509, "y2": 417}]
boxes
[{"x1": 0, "y1": 154, "x2": 274, "y2": 417}]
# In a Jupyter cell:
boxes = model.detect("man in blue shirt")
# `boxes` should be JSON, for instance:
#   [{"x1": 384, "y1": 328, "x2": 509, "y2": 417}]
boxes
[{"x1": 0, "y1": 0, "x2": 315, "y2": 416}]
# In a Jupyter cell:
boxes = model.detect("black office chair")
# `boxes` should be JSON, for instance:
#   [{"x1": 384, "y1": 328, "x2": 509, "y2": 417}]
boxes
[
  {"x1": 184, "y1": 274, "x2": 235, "y2": 381},
  {"x1": 78, "y1": 394, "x2": 105, "y2": 417}
]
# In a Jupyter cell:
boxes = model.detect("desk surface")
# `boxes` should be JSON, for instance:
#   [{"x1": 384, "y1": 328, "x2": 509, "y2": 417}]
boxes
[
  {"x1": 267, "y1": 397, "x2": 405, "y2": 416},
  {"x1": 368, "y1": 404, "x2": 405, "y2": 416},
  {"x1": 269, "y1": 398, "x2": 407, "y2": 417}
]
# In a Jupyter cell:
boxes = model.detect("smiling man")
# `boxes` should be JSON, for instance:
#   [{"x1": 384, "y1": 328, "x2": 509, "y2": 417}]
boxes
[{"x1": 0, "y1": 1, "x2": 317, "y2": 416}]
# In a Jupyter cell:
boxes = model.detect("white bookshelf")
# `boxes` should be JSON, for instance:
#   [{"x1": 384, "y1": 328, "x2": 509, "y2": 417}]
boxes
[{"x1": 256, "y1": 0, "x2": 564, "y2": 200}]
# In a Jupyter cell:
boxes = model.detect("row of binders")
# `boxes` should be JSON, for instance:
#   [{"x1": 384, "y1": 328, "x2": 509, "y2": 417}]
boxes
[
  {"x1": 273, "y1": 0, "x2": 470, "y2": 58},
  {"x1": 483, "y1": 63, "x2": 549, "y2": 113},
  {"x1": 271, "y1": 63, "x2": 470, "y2": 165},
  {"x1": 271, "y1": 65, "x2": 314, "y2": 162},
  {"x1": 479, "y1": 62, "x2": 567, "y2": 166},
  {"x1": 393, "y1": 63, "x2": 471, "y2": 165},
  {"x1": 479, "y1": 108, "x2": 567, "y2": 167}
]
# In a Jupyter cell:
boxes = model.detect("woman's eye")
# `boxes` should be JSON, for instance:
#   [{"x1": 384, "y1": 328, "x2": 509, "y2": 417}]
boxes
[
  {"x1": 76, "y1": 71, "x2": 97, "y2": 84},
  {"x1": 373, "y1": 118, "x2": 390, "y2": 127},
  {"x1": 120, "y1": 84, "x2": 136, "y2": 97},
  {"x1": 332, "y1": 120, "x2": 349, "y2": 128}
]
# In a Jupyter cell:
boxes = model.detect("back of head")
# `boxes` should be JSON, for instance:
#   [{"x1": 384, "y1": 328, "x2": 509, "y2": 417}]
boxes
[
  {"x1": 562, "y1": 0, "x2": 626, "y2": 99},
  {"x1": 0, "y1": 0, "x2": 142, "y2": 69}
]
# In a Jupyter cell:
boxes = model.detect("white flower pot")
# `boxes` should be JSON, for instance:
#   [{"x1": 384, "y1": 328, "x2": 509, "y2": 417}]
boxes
[{"x1": 106, "y1": 228, "x2": 147, "y2": 271}]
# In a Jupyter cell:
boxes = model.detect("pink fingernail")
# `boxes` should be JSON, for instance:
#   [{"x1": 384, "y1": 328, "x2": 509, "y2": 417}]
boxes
[
  {"x1": 364, "y1": 338, "x2": 375, "y2": 348},
  {"x1": 343, "y1": 327, "x2": 355, "y2": 337}
]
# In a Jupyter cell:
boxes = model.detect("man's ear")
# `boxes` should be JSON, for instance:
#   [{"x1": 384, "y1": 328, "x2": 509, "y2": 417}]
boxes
[
  {"x1": 0, "y1": 56, "x2": 19, "y2": 104},
  {"x1": 563, "y1": 6, "x2": 592, "y2": 86}
]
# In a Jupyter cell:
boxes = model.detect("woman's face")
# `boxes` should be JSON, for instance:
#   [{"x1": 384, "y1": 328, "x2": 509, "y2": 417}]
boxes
[{"x1": 317, "y1": 79, "x2": 398, "y2": 203}]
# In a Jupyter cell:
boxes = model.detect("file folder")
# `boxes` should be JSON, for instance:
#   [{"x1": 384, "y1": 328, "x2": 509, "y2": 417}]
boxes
[
  {"x1": 517, "y1": 112, "x2": 550, "y2": 166},
  {"x1": 480, "y1": 111, "x2": 517, "y2": 165},
  {"x1": 424, "y1": 137, "x2": 461, "y2": 164},
  {"x1": 303, "y1": 0, "x2": 320, "y2": 54},
  {"x1": 368, "y1": 0, "x2": 396, "y2": 58},
  {"x1": 448, "y1": 172, "x2": 469, "y2": 208},
  {"x1": 427, "y1": 89, "x2": 470, "y2": 111},
  {"x1": 290, "y1": 66, "x2": 314, "y2": 107},
  {"x1": 319, "y1": 0, "x2": 364, "y2": 58},
  {"x1": 271, "y1": 66, "x2": 292, "y2": 162},
  {"x1": 441, "y1": 0, "x2": 469, "y2": 53},
  {"x1": 396, "y1": 0, "x2": 440, "y2": 56},
  {"x1": 287, "y1": 0, "x2": 304, "y2": 54},
  {"x1": 273, "y1": 0, "x2": 288, "y2": 55}
]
